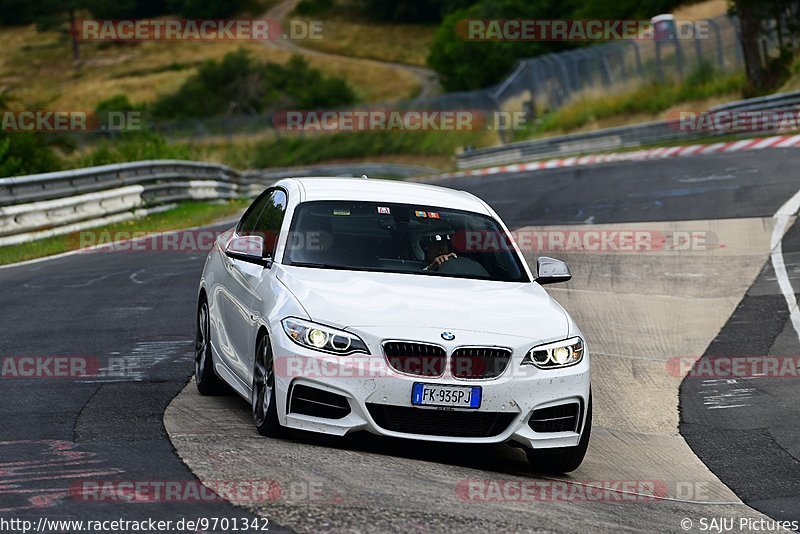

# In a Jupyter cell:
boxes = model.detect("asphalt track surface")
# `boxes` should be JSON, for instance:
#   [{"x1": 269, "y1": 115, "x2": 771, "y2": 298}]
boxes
[
  {"x1": 1, "y1": 149, "x2": 799, "y2": 532},
  {"x1": 681, "y1": 222, "x2": 800, "y2": 521},
  {"x1": 442, "y1": 150, "x2": 800, "y2": 226},
  {"x1": 0, "y1": 224, "x2": 279, "y2": 532}
]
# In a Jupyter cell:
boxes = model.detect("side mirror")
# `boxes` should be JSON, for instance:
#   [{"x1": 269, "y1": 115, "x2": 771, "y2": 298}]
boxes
[
  {"x1": 535, "y1": 256, "x2": 571, "y2": 285},
  {"x1": 225, "y1": 235, "x2": 273, "y2": 268}
]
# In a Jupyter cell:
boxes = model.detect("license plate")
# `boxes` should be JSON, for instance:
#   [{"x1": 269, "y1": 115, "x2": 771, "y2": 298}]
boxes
[{"x1": 411, "y1": 383, "x2": 482, "y2": 409}]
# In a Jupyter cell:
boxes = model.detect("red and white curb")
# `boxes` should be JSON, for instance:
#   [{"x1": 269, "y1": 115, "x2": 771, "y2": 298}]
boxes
[{"x1": 436, "y1": 134, "x2": 800, "y2": 180}]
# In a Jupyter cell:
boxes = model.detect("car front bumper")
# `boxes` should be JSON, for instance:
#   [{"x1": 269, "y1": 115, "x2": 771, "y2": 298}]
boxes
[{"x1": 271, "y1": 325, "x2": 591, "y2": 449}]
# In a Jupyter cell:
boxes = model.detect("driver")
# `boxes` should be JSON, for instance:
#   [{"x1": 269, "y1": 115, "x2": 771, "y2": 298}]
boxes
[{"x1": 420, "y1": 230, "x2": 457, "y2": 271}]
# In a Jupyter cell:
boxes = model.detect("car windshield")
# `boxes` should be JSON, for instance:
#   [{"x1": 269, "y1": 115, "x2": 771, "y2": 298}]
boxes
[{"x1": 283, "y1": 200, "x2": 529, "y2": 282}]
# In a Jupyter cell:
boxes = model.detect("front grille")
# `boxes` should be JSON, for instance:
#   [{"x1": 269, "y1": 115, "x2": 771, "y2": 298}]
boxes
[
  {"x1": 383, "y1": 341, "x2": 446, "y2": 377},
  {"x1": 289, "y1": 385, "x2": 351, "y2": 420},
  {"x1": 529, "y1": 403, "x2": 580, "y2": 433},
  {"x1": 366, "y1": 404, "x2": 516, "y2": 437},
  {"x1": 451, "y1": 347, "x2": 512, "y2": 379}
]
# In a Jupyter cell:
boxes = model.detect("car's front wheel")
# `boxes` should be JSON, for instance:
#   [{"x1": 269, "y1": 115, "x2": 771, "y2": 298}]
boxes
[
  {"x1": 252, "y1": 332, "x2": 287, "y2": 437},
  {"x1": 195, "y1": 298, "x2": 226, "y2": 395},
  {"x1": 526, "y1": 394, "x2": 592, "y2": 474}
]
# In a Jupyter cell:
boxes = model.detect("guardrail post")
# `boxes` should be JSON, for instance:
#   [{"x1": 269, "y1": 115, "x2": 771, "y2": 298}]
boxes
[{"x1": 707, "y1": 19, "x2": 725, "y2": 68}]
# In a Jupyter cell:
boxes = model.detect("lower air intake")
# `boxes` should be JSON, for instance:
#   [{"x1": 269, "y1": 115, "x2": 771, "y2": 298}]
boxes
[
  {"x1": 366, "y1": 404, "x2": 516, "y2": 437},
  {"x1": 529, "y1": 403, "x2": 580, "y2": 433},
  {"x1": 289, "y1": 385, "x2": 351, "y2": 420}
]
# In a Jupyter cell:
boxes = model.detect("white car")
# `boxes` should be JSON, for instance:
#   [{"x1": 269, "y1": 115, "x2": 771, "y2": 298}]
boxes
[{"x1": 195, "y1": 177, "x2": 591, "y2": 473}]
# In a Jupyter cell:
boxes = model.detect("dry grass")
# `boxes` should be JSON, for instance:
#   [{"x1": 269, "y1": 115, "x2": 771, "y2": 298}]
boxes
[
  {"x1": 672, "y1": 0, "x2": 728, "y2": 21},
  {"x1": 297, "y1": 51, "x2": 420, "y2": 101},
  {"x1": 0, "y1": 21, "x2": 418, "y2": 111},
  {"x1": 297, "y1": 17, "x2": 435, "y2": 67},
  {"x1": 0, "y1": 26, "x2": 288, "y2": 110}
]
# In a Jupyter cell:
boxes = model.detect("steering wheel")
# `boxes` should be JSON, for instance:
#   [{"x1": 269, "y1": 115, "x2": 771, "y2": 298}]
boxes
[{"x1": 435, "y1": 256, "x2": 490, "y2": 277}]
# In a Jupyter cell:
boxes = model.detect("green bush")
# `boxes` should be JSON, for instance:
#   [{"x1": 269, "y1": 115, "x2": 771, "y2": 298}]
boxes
[
  {"x1": 95, "y1": 94, "x2": 144, "y2": 113},
  {"x1": 0, "y1": 134, "x2": 62, "y2": 178},
  {"x1": 295, "y1": 0, "x2": 335, "y2": 16},
  {"x1": 249, "y1": 130, "x2": 478, "y2": 168},
  {"x1": 152, "y1": 50, "x2": 356, "y2": 120},
  {"x1": 75, "y1": 132, "x2": 197, "y2": 167}
]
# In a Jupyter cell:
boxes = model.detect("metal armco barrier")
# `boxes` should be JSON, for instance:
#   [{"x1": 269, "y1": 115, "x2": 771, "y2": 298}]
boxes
[
  {"x1": 0, "y1": 160, "x2": 434, "y2": 247},
  {"x1": 456, "y1": 90, "x2": 800, "y2": 169}
]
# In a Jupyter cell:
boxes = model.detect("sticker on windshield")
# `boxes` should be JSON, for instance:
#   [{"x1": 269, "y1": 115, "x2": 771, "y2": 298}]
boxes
[
  {"x1": 428, "y1": 212, "x2": 440, "y2": 219},
  {"x1": 333, "y1": 209, "x2": 350, "y2": 216},
  {"x1": 414, "y1": 210, "x2": 427, "y2": 218},
  {"x1": 377, "y1": 206, "x2": 391, "y2": 214}
]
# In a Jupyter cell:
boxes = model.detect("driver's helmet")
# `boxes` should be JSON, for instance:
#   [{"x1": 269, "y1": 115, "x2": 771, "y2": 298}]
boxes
[{"x1": 414, "y1": 227, "x2": 455, "y2": 260}]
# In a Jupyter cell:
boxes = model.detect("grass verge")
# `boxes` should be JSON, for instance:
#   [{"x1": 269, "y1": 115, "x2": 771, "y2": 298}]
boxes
[
  {"x1": 518, "y1": 67, "x2": 746, "y2": 141},
  {"x1": 60, "y1": 128, "x2": 492, "y2": 173},
  {"x1": 0, "y1": 199, "x2": 249, "y2": 266}
]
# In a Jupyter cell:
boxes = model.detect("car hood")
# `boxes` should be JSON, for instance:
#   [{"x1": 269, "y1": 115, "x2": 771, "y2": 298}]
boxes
[{"x1": 276, "y1": 266, "x2": 569, "y2": 340}]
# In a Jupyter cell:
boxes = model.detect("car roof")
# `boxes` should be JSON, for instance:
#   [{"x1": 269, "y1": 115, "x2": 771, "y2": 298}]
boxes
[{"x1": 277, "y1": 177, "x2": 491, "y2": 215}]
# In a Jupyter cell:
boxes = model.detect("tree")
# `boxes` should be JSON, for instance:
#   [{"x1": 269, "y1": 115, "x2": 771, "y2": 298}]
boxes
[
  {"x1": 427, "y1": 0, "x2": 579, "y2": 91},
  {"x1": 0, "y1": 0, "x2": 38, "y2": 25},
  {"x1": 427, "y1": 0, "x2": 697, "y2": 91},
  {"x1": 729, "y1": 0, "x2": 800, "y2": 93},
  {"x1": 166, "y1": 0, "x2": 256, "y2": 19},
  {"x1": 20, "y1": 0, "x2": 92, "y2": 61}
]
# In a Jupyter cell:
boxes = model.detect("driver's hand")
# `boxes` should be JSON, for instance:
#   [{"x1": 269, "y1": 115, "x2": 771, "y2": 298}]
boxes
[{"x1": 426, "y1": 253, "x2": 457, "y2": 270}]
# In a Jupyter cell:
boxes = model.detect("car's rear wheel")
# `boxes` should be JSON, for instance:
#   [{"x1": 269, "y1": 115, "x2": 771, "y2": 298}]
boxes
[
  {"x1": 252, "y1": 332, "x2": 286, "y2": 437},
  {"x1": 526, "y1": 394, "x2": 592, "y2": 474},
  {"x1": 195, "y1": 298, "x2": 226, "y2": 395}
]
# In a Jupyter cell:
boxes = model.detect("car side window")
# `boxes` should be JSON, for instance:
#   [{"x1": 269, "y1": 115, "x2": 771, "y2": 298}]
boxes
[
  {"x1": 237, "y1": 191, "x2": 273, "y2": 236},
  {"x1": 250, "y1": 190, "x2": 287, "y2": 256}
]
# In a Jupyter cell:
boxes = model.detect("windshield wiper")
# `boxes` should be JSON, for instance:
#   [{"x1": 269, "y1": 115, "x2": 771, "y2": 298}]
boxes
[{"x1": 289, "y1": 261, "x2": 351, "y2": 270}]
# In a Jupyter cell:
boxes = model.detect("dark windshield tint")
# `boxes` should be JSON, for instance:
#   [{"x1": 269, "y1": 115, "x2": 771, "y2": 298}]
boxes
[{"x1": 283, "y1": 201, "x2": 529, "y2": 282}]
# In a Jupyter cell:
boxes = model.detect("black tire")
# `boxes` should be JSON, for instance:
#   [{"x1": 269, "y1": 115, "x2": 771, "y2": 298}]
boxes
[
  {"x1": 195, "y1": 298, "x2": 227, "y2": 395},
  {"x1": 252, "y1": 332, "x2": 287, "y2": 437},
  {"x1": 526, "y1": 395, "x2": 592, "y2": 474}
]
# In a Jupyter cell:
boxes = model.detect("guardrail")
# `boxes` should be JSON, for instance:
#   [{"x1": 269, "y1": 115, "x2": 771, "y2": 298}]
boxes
[
  {"x1": 456, "y1": 90, "x2": 800, "y2": 169},
  {"x1": 0, "y1": 160, "x2": 433, "y2": 248}
]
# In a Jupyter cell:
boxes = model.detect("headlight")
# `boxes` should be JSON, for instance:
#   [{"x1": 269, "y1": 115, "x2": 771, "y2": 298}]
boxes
[
  {"x1": 522, "y1": 337, "x2": 584, "y2": 369},
  {"x1": 281, "y1": 317, "x2": 369, "y2": 355}
]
